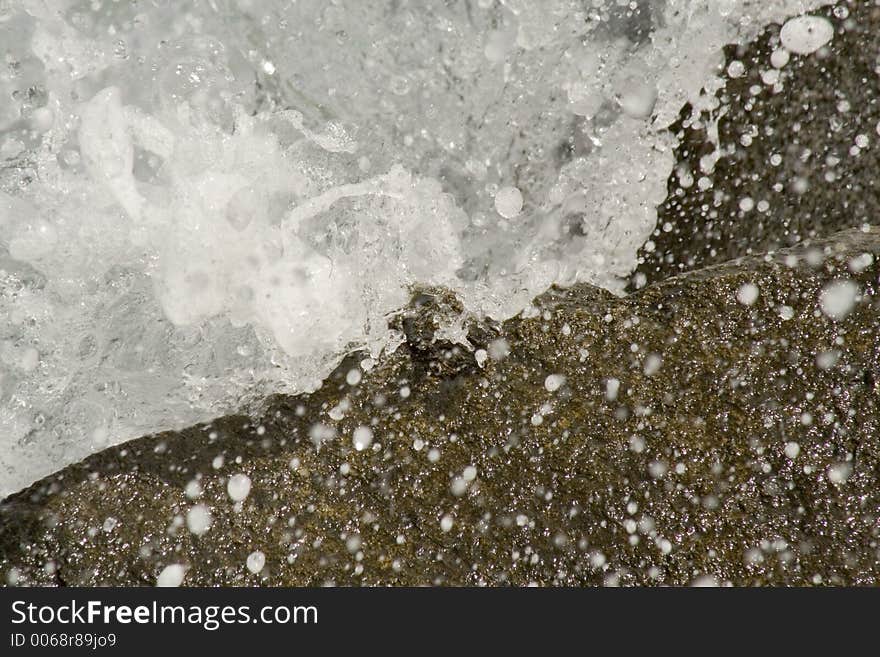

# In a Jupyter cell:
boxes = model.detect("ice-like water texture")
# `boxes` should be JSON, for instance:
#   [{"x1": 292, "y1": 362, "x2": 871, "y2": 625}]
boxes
[{"x1": 0, "y1": 0, "x2": 827, "y2": 495}]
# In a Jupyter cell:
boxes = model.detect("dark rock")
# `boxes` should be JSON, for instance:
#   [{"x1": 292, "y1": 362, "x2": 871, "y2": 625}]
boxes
[
  {"x1": 3, "y1": 226, "x2": 879, "y2": 586},
  {"x1": 634, "y1": 2, "x2": 880, "y2": 288}
]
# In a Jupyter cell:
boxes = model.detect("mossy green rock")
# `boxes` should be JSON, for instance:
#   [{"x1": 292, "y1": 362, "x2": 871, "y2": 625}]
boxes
[{"x1": 3, "y1": 226, "x2": 879, "y2": 586}]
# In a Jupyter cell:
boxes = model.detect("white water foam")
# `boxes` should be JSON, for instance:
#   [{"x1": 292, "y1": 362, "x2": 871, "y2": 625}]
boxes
[{"x1": 0, "y1": 0, "x2": 828, "y2": 495}]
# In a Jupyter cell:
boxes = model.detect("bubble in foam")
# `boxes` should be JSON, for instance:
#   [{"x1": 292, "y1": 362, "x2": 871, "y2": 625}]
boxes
[
  {"x1": 736, "y1": 283, "x2": 759, "y2": 306},
  {"x1": 618, "y1": 81, "x2": 658, "y2": 119},
  {"x1": 156, "y1": 564, "x2": 187, "y2": 587},
  {"x1": 494, "y1": 186, "x2": 523, "y2": 219},
  {"x1": 770, "y1": 49, "x2": 790, "y2": 69},
  {"x1": 186, "y1": 504, "x2": 213, "y2": 535},
  {"x1": 544, "y1": 374, "x2": 565, "y2": 392},
  {"x1": 227, "y1": 474, "x2": 252, "y2": 502},
  {"x1": 818, "y1": 280, "x2": 859, "y2": 320},
  {"x1": 246, "y1": 550, "x2": 266, "y2": 574},
  {"x1": 352, "y1": 426, "x2": 373, "y2": 451},
  {"x1": 827, "y1": 462, "x2": 852, "y2": 485},
  {"x1": 780, "y1": 15, "x2": 834, "y2": 55}
]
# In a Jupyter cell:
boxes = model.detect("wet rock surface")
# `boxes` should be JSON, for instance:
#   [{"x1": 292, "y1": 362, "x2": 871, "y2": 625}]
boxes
[
  {"x1": 4, "y1": 3, "x2": 880, "y2": 587},
  {"x1": 2, "y1": 226, "x2": 880, "y2": 586},
  {"x1": 634, "y1": 2, "x2": 880, "y2": 288}
]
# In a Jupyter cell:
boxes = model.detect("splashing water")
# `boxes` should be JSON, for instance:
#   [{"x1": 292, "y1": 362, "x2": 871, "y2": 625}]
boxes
[{"x1": 0, "y1": 0, "x2": 827, "y2": 495}]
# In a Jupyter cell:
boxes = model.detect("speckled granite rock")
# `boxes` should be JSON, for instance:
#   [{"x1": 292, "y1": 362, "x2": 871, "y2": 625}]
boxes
[{"x1": 2, "y1": 225, "x2": 879, "y2": 586}]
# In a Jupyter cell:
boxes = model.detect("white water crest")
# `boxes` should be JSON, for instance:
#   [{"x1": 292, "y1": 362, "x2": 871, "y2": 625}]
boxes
[{"x1": 0, "y1": 0, "x2": 828, "y2": 495}]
